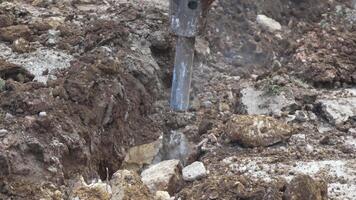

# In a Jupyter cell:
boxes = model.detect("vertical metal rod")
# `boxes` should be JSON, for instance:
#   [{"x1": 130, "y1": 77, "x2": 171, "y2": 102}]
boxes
[{"x1": 170, "y1": 36, "x2": 195, "y2": 111}]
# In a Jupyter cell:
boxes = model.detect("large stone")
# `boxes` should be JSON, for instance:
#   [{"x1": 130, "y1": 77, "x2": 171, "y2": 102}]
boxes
[
  {"x1": 70, "y1": 177, "x2": 112, "y2": 200},
  {"x1": 256, "y1": 15, "x2": 282, "y2": 32},
  {"x1": 182, "y1": 161, "x2": 207, "y2": 181},
  {"x1": 141, "y1": 159, "x2": 183, "y2": 195},
  {"x1": 317, "y1": 89, "x2": 356, "y2": 125},
  {"x1": 122, "y1": 140, "x2": 161, "y2": 171},
  {"x1": 283, "y1": 175, "x2": 327, "y2": 200},
  {"x1": 0, "y1": 25, "x2": 32, "y2": 42},
  {"x1": 110, "y1": 170, "x2": 153, "y2": 200},
  {"x1": 238, "y1": 86, "x2": 296, "y2": 116},
  {"x1": 225, "y1": 115, "x2": 294, "y2": 147}
]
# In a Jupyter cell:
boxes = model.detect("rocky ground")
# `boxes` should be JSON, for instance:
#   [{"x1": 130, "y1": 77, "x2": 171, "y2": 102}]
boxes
[{"x1": 0, "y1": 0, "x2": 355, "y2": 199}]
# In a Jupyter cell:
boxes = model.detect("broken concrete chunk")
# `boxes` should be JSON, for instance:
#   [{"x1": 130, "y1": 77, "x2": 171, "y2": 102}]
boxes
[
  {"x1": 141, "y1": 159, "x2": 183, "y2": 195},
  {"x1": 225, "y1": 115, "x2": 294, "y2": 147},
  {"x1": 122, "y1": 140, "x2": 161, "y2": 171},
  {"x1": 182, "y1": 161, "x2": 207, "y2": 181},
  {"x1": 256, "y1": 14, "x2": 282, "y2": 32},
  {"x1": 70, "y1": 176, "x2": 112, "y2": 200},
  {"x1": 110, "y1": 170, "x2": 153, "y2": 200},
  {"x1": 283, "y1": 175, "x2": 327, "y2": 200}
]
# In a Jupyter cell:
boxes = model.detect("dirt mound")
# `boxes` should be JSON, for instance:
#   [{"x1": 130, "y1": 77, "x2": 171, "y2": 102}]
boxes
[
  {"x1": 291, "y1": 5, "x2": 356, "y2": 87},
  {"x1": 0, "y1": 49, "x2": 161, "y2": 200}
]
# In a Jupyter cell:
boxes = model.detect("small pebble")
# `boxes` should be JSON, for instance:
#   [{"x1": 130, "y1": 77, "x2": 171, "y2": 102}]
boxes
[
  {"x1": 5, "y1": 113, "x2": 14, "y2": 120},
  {"x1": 0, "y1": 129, "x2": 9, "y2": 136},
  {"x1": 39, "y1": 112, "x2": 47, "y2": 117}
]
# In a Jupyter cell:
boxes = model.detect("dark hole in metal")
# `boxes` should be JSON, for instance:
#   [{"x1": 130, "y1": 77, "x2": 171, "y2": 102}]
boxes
[{"x1": 188, "y1": 0, "x2": 198, "y2": 10}]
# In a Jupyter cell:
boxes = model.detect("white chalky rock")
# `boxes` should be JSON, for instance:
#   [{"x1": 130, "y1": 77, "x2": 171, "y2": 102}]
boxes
[
  {"x1": 256, "y1": 14, "x2": 282, "y2": 32},
  {"x1": 0, "y1": 129, "x2": 8, "y2": 136},
  {"x1": 182, "y1": 161, "x2": 207, "y2": 181},
  {"x1": 39, "y1": 111, "x2": 47, "y2": 117},
  {"x1": 141, "y1": 159, "x2": 182, "y2": 194},
  {"x1": 154, "y1": 191, "x2": 171, "y2": 200}
]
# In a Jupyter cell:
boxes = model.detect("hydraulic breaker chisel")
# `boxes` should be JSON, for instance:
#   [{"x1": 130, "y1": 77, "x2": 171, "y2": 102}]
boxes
[{"x1": 169, "y1": 0, "x2": 213, "y2": 111}]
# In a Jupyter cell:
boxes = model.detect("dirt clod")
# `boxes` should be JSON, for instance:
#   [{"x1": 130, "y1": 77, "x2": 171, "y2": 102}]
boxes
[{"x1": 284, "y1": 175, "x2": 328, "y2": 200}]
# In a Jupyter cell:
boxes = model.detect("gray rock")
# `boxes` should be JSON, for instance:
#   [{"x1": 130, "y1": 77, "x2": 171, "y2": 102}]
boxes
[
  {"x1": 182, "y1": 161, "x2": 207, "y2": 181},
  {"x1": 294, "y1": 110, "x2": 308, "y2": 122},
  {"x1": 317, "y1": 90, "x2": 356, "y2": 125},
  {"x1": 256, "y1": 15, "x2": 282, "y2": 32},
  {"x1": 238, "y1": 86, "x2": 296, "y2": 116},
  {"x1": 202, "y1": 100, "x2": 213, "y2": 108},
  {"x1": 47, "y1": 29, "x2": 60, "y2": 45},
  {"x1": 289, "y1": 134, "x2": 306, "y2": 145},
  {"x1": 0, "y1": 129, "x2": 8, "y2": 137},
  {"x1": 141, "y1": 159, "x2": 183, "y2": 194}
]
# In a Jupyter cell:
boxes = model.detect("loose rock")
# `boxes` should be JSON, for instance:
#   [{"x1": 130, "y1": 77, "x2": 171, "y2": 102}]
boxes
[
  {"x1": 122, "y1": 140, "x2": 161, "y2": 171},
  {"x1": 238, "y1": 86, "x2": 296, "y2": 116},
  {"x1": 154, "y1": 191, "x2": 172, "y2": 200},
  {"x1": 283, "y1": 175, "x2": 328, "y2": 200},
  {"x1": 317, "y1": 91, "x2": 356, "y2": 125},
  {"x1": 39, "y1": 111, "x2": 47, "y2": 117},
  {"x1": 182, "y1": 161, "x2": 207, "y2": 181},
  {"x1": 110, "y1": 170, "x2": 153, "y2": 200},
  {"x1": 256, "y1": 14, "x2": 282, "y2": 32},
  {"x1": 12, "y1": 38, "x2": 32, "y2": 53},
  {"x1": 70, "y1": 177, "x2": 112, "y2": 200},
  {"x1": 141, "y1": 159, "x2": 183, "y2": 194},
  {"x1": 225, "y1": 115, "x2": 294, "y2": 147}
]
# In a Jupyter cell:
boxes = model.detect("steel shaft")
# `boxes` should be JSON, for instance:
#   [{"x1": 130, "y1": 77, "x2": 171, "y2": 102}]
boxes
[{"x1": 170, "y1": 36, "x2": 196, "y2": 111}]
